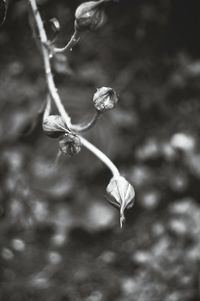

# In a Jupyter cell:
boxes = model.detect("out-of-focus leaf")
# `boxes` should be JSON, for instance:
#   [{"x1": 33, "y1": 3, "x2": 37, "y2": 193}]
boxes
[{"x1": 0, "y1": 0, "x2": 7, "y2": 25}]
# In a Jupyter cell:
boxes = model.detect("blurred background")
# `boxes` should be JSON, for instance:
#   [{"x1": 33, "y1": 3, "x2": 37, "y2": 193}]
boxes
[{"x1": 1, "y1": 0, "x2": 200, "y2": 300}]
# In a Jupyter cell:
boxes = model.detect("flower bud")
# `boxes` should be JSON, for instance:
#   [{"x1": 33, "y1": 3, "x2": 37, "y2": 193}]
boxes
[
  {"x1": 93, "y1": 87, "x2": 119, "y2": 112},
  {"x1": 43, "y1": 115, "x2": 67, "y2": 138},
  {"x1": 75, "y1": 1, "x2": 106, "y2": 31},
  {"x1": 106, "y1": 176, "x2": 135, "y2": 228},
  {"x1": 59, "y1": 133, "x2": 82, "y2": 156},
  {"x1": 49, "y1": 17, "x2": 61, "y2": 34}
]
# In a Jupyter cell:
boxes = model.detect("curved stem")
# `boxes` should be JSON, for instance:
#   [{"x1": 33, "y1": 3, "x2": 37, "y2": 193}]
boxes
[
  {"x1": 71, "y1": 111, "x2": 101, "y2": 132},
  {"x1": 54, "y1": 29, "x2": 80, "y2": 53},
  {"x1": 80, "y1": 136, "x2": 120, "y2": 178}
]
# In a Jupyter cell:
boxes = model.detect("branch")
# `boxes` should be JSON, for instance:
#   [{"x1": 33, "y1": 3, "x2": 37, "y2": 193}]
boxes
[
  {"x1": 28, "y1": 0, "x2": 71, "y2": 129},
  {"x1": 28, "y1": 0, "x2": 120, "y2": 178}
]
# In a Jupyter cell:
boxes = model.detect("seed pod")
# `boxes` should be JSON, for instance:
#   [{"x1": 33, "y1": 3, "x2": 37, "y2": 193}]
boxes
[
  {"x1": 59, "y1": 133, "x2": 82, "y2": 156},
  {"x1": 75, "y1": 1, "x2": 105, "y2": 31},
  {"x1": 93, "y1": 87, "x2": 119, "y2": 112},
  {"x1": 106, "y1": 176, "x2": 135, "y2": 228},
  {"x1": 43, "y1": 115, "x2": 67, "y2": 138}
]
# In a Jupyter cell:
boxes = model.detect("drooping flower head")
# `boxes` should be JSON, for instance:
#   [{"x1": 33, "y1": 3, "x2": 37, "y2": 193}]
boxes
[
  {"x1": 106, "y1": 176, "x2": 135, "y2": 228},
  {"x1": 75, "y1": 1, "x2": 106, "y2": 31}
]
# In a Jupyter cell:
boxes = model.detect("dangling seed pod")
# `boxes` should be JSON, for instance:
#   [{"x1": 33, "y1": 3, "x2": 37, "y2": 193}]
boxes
[
  {"x1": 59, "y1": 133, "x2": 82, "y2": 156},
  {"x1": 93, "y1": 87, "x2": 119, "y2": 113},
  {"x1": 75, "y1": 1, "x2": 106, "y2": 32},
  {"x1": 42, "y1": 115, "x2": 67, "y2": 138},
  {"x1": 106, "y1": 176, "x2": 135, "y2": 228}
]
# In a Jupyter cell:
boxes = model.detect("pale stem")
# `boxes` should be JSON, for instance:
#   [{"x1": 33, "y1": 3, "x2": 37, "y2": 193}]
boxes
[
  {"x1": 80, "y1": 137, "x2": 120, "y2": 178},
  {"x1": 43, "y1": 95, "x2": 51, "y2": 121},
  {"x1": 71, "y1": 111, "x2": 101, "y2": 132},
  {"x1": 28, "y1": 0, "x2": 71, "y2": 128},
  {"x1": 54, "y1": 29, "x2": 80, "y2": 53}
]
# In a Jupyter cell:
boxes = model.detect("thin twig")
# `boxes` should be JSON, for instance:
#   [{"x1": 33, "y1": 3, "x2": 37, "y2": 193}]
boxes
[
  {"x1": 54, "y1": 29, "x2": 80, "y2": 53},
  {"x1": 71, "y1": 111, "x2": 101, "y2": 132}
]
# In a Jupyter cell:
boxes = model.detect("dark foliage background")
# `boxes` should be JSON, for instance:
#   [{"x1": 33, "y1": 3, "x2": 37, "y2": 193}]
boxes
[{"x1": 1, "y1": 0, "x2": 200, "y2": 300}]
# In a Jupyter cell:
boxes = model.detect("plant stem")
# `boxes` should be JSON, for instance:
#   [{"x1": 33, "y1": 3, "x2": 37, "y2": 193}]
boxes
[
  {"x1": 54, "y1": 29, "x2": 80, "y2": 53},
  {"x1": 71, "y1": 111, "x2": 101, "y2": 132},
  {"x1": 80, "y1": 137, "x2": 120, "y2": 178},
  {"x1": 29, "y1": 0, "x2": 71, "y2": 128}
]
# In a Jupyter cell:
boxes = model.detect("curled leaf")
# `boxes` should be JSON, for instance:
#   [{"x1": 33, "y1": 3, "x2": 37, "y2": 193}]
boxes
[{"x1": 106, "y1": 176, "x2": 135, "y2": 228}]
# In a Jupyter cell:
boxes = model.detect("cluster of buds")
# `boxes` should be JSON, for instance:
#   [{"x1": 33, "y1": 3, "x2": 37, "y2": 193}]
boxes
[
  {"x1": 43, "y1": 114, "x2": 82, "y2": 157},
  {"x1": 31, "y1": 0, "x2": 135, "y2": 227},
  {"x1": 42, "y1": 84, "x2": 134, "y2": 226}
]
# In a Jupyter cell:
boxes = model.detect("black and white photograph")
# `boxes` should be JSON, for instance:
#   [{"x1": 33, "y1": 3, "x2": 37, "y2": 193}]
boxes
[{"x1": 0, "y1": 0, "x2": 200, "y2": 300}]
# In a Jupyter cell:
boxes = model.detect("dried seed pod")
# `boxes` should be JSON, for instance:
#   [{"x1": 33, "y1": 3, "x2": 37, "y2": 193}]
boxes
[
  {"x1": 59, "y1": 133, "x2": 82, "y2": 156},
  {"x1": 75, "y1": 1, "x2": 106, "y2": 31},
  {"x1": 43, "y1": 115, "x2": 67, "y2": 138},
  {"x1": 106, "y1": 176, "x2": 135, "y2": 228},
  {"x1": 93, "y1": 87, "x2": 119, "y2": 112}
]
